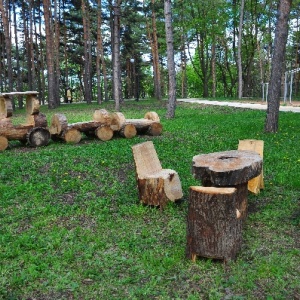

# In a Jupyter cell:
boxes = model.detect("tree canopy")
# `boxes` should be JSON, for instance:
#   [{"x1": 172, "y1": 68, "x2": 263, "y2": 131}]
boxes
[{"x1": 0, "y1": 0, "x2": 299, "y2": 112}]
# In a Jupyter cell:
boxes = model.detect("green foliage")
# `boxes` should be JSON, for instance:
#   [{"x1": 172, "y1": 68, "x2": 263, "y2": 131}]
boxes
[{"x1": 1, "y1": 100, "x2": 299, "y2": 299}]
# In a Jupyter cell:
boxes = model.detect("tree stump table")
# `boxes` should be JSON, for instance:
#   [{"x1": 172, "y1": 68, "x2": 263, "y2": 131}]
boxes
[{"x1": 187, "y1": 150, "x2": 262, "y2": 261}]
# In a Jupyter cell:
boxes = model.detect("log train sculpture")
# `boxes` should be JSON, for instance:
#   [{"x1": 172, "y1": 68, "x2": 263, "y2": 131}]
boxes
[{"x1": 0, "y1": 91, "x2": 163, "y2": 151}]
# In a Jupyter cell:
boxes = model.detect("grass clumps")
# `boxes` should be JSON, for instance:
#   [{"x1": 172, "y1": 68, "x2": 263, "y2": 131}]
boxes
[{"x1": 1, "y1": 100, "x2": 299, "y2": 299}]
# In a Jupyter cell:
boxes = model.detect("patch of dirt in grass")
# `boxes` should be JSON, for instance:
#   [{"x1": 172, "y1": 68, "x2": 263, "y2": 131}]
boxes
[
  {"x1": 26, "y1": 291, "x2": 74, "y2": 300},
  {"x1": 54, "y1": 215, "x2": 97, "y2": 231},
  {"x1": 57, "y1": 192, "x2": 77, "y2": 205}
]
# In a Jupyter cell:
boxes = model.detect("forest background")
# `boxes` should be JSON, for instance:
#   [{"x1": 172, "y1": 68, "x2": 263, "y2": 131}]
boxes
[{"x1": 0, "y1": 0, "x2": 299, "y2": 110}]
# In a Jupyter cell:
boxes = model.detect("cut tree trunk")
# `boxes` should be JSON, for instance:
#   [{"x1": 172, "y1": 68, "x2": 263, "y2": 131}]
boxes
[
  {"x1": 144, "y1": 111, "x2": 160, "y2": 122},
  {"x1": 26, "y1": 112, "x2": 48, "y2": 128},
  {"x1": 118, "y1": 124, "x2": 137, "y2": 138},
  {"x1": 192, "y1": 150, "x2": 262, "y2": 221},
  {"x1": 0, "y1": 136, "x2": 9, "y2": 151},
  {"x1": 93, "y1": 108, "x2": 112, "y2": 124},
  {"x1": 186, "y1": 186, "x2": 243, "y2": 262},
  {"x1": 26, "y1": 94, "x2": 40, "y2": 115},
  {"x1": 110, "y1": 112, "x2": 126, "y2": 131},
  {"x1": 95, "y1": 125, "x2": 114, "y2": 141},
  {"x1": 125, "y1": 119, "x2": 162, "y2": 136},
  {"x1": 0, "y1": 95, "x2": 13, "y2": 119},
  {"x1": 0, "y1": 124, "x2": 33, "y2": 141},
  {"x1": 49, "y1": 113, "x2": 68, "y2": 135},
  {"x1": 27, "y1": 127, "x2": 51, "y2": 147},
  {"x1": 62, "y1": 128, "x2": 82, "y2": 144}
]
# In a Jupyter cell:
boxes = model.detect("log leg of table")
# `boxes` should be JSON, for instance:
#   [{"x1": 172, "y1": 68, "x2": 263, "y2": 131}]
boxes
[
  {"x1": 201, "y1": 180, "x2": 249, "y2": 222},
  {"x1": 186, "y1": 186, "x2": 243, "y2": 262}
]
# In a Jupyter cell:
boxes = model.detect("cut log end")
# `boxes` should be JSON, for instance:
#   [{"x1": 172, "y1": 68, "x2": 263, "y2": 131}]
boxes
[
  {"x1": 95, "y1": 125, "x2": 114, "y2": 141},
  {"x1": 93, "y1": 109, "x2": 112, "y2": 125},
  {"x1": 63, "y1": 128, "x2": 82, "y2": 144},
  {"x1": 147, "y1": 122, "x2": 163, "y2": 136},
  {"x1": 27, "y1": 127, "x2": 51, "y2": 147},
  {"x1": 119, "y1": 124, "x2": 137, "y2": 138},
  {"x1": 0, "y1": 136, "x2": 9, "y2": 151},
  {"x1": 144, "y1": 111, "x2": 160, "y2": 122}
]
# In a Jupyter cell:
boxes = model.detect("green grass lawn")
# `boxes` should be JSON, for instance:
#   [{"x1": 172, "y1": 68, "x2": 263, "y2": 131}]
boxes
[{"x1": 1, "y1": 100, "x2": 299, "y2": 299}]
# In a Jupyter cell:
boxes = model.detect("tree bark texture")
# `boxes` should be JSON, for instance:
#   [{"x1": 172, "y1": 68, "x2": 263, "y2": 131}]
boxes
[
  {"x1": 237, "y1": 0, "x2": 245, "y2": 99},
  {"x1": 43, "y1": 0, "x2": 58, "y2": 109},
  {"x1": 164, "y1": 0, "x2": 176, "y2": 118},
  {"x1": 265, "y1": 0, "x2": 292, "y2": 133},
  {"x1": 113, "y1": 0, "x2": 122, "y2": 111},
  {"x1": 186, "y1": 186, "x2": 243, "y2": 262},
  {"x1": 0, "y1": 0, "x2": 13, "y2": 93}
]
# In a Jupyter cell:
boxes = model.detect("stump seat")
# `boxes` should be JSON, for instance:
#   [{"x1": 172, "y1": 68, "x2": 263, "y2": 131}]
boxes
[
  {"x1": 186, "y1": 186, "x2": 243, "y2": 262},
  {"x1": 132, "y1": 141, "x2": 183, "y2": 208}
]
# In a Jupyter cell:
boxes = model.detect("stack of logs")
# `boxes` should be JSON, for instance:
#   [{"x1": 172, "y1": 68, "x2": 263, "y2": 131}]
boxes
[
  {"x1": 49, "y1": 110, "x2": 163, "y2": 144},
  {"x1": 0, "y1": 91, "x2": 50, "y2": 151}
]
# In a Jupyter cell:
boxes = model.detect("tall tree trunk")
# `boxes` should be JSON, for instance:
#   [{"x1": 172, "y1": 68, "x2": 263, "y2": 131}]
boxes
[
  {"x1": 113, "y1": 0, "x2": 122, "y2": 111},
  {"x1": 0, "y1": 0, "x2": 14, "y2": 96},
  {"x1": 265, "y1": 0, "x2": 292, "y2": 133},
  {"x1": 29, "y1": 0, "x2": 36, "y2": 90},
  {"x1": 164, "y1": 0, "x2": 176, "y2": 119},
  {"x1": 38, "y1": 0, "x2": 46, "y2": 105},
  {"x1": 13, "y1": 0, "x2": 22, "y2": 108},
  {"x1": 211, "y1": 40, "x2": 216, "y2": 98},
  {"x1": 96, "y1": 0, "x2": 103, "y2": 104},
  {"x1": 96, "y1": 0, "x2": 109, "y2": 103},
  {"x1": 237, "y1": 0, "x2": 245, "y2": 99},
  {"x1": 43, "y1": 0, "x2": 58, "y2": 108},
  {"x1": 82, "y1": 0, "x2": 93, "y2": 103},
  {"x1": 54, "y1": 0, "x2": 61, "y2": 106},
  {"x1": 150, "y1": 0, "x2": 162, "y2": 100}
]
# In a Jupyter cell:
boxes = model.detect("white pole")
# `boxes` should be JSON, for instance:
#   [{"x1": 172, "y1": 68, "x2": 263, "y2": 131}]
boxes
[
  {"x1": 289, "y1": 72, "x2": 293, "y2": 103},
  {"x1": 284, "y1": 71, "x2": 288, "y2": 103},
  {"x1": 262, "y1": 83, "x2": 265, "y2": 102},
  {"x1": 266, "y1": 83, "x2": 269, "y2": 102}
]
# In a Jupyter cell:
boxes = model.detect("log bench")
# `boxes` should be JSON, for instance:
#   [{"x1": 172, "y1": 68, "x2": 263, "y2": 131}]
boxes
[
  {"x1": 132, "y1": 141, "x2": 183, "y2": 208},
  {"x1": 0, "y1": 91, "x2": 50, "y2": 150}
]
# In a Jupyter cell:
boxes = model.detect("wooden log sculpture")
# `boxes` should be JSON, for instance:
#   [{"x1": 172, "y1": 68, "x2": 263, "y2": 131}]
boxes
[
  {"x1": 186, "y1": 186, "x2": 243, "y2": 262},
  {"x1": 132, "y1": 141, "x2": 183, "y2": 208},
  {"x1": 238, "y1": 139, "x2": 264, "y2": 194},
  {"x1": 126, "y1": 112, "x2": 162, "y2": 136},
  {"x1": 0, "y1": 92, "x2": 50, "y2": 150},
  {"x1": 192, "y1": 150, "x2": 262, "y2": 221},
  {"x1": 50, "y1": 113, "x2": 114, "y2": 143}
]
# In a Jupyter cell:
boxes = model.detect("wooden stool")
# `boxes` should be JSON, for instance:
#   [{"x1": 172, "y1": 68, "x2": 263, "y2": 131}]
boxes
[{"x1": 186, "y1": 186, "x2": 243, "y2": 262}]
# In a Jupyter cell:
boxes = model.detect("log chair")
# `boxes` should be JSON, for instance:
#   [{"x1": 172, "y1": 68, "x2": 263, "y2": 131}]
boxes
[{"x1": 132, "y1": 141, "x2": 183, "y2": 208}]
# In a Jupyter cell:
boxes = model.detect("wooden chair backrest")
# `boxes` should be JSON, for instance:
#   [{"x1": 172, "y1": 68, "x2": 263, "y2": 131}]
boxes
[
  {"x1": 238, "y1": 139, "x2": 264, "y2": 193},
  {"x1": 132, "y1": 141, "x2": 162, "y2": 177}
]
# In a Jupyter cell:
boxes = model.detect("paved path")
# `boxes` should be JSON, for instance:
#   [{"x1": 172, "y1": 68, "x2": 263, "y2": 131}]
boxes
[{"x1": 178, "y1": 99, "x2": 300, "y2": 113}]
